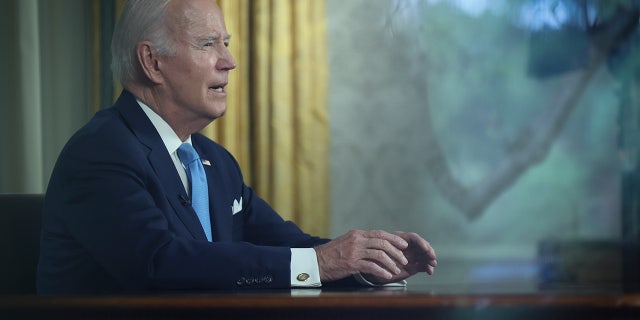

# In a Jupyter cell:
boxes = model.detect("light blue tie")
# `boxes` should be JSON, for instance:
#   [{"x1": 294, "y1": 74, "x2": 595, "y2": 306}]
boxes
[{"x1": 177, "y1": 143, "x2": 212, "y2": 242}]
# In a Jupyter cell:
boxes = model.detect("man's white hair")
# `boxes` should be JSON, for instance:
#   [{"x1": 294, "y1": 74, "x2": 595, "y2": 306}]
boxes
[{"x1": 111, "y1": 0, "x2": 175, "y2": 87}]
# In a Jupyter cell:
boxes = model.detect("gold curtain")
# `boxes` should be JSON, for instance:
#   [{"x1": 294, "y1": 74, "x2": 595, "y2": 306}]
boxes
[
  {"x1": 210, "y1": 0, "x2": 330, "y2": 237},
  {"x1": 204, "y1": 0, "x2": 252, "y2": 177},
  {"x1": 99, "y1": 0, "x2": 330, "y2": 237}
]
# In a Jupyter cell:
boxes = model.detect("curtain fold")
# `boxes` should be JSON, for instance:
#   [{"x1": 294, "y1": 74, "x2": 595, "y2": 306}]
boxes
[
  {"x1": 214, "y1": 0, "x2": 330, "y2": 236},
  {"x1": 0, "y1": 0, "x2": 42, "y2": 192},
  {"x1": 0, "y1": 0, "x2": 93, "y2": 193},
  {"x1": 18, "y1": 0, "x2": 44, "y2": 192},
  {"x1": 293, "y1": 0, "x2": 330, "y2": 237},
  {"x1": 203, "y1": 0, "x2": 252, "y2": 179}
]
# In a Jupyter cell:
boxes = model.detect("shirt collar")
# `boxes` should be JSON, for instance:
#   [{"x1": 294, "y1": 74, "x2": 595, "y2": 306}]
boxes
[{"x1": 136, "y1": 99, "x2": 192, "y2": 154}]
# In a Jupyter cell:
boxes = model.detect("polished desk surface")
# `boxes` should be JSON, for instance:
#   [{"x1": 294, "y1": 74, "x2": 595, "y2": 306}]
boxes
[{"x1": 2, "y1": 284, "x2": 640, "y2": 320}]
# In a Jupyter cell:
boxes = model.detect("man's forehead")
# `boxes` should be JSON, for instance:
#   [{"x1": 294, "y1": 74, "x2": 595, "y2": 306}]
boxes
[{"x1": 169, "y1": 0, "x2": 228, "y2": 34}]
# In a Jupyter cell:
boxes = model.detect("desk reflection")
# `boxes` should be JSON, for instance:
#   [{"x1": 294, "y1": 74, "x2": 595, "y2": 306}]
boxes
[{"x1": 1, "y1": 283, "x2": 639, "y2": 320}]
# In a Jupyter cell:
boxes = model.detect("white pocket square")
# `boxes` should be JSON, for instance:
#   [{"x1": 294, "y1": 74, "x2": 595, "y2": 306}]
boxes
[{"x1": 232, "y1": 197, "x2": 243, "y2": 215}]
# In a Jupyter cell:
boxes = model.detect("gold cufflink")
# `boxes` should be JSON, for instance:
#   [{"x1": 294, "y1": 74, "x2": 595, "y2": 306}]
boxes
[{"x1": 296, "y1": 273, "x2": 310, "y2": 282}]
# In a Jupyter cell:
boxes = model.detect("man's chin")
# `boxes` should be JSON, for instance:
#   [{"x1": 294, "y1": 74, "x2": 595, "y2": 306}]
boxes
[
  {"x1": 204, "y1": 103, "x2": 227, "y2": 119},
  {"x1": 213, "y1": 108, "x2": 226, "y2": 119}
]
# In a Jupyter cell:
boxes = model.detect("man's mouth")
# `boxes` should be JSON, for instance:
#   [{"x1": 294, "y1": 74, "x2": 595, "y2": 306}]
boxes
[{"x1": 210, "y1": 83, "x2": 227, "y2": 93}]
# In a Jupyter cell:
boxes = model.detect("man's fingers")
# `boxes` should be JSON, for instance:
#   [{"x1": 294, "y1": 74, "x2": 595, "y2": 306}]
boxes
[
  {"x1": 361, "y1": 230, "x2": 410, "y2": 266},
  {"x1": 360, "y1": 249, "x2": 402, "y2": 275},
  {"x1": 317, "y1": 229, "x2": 437, "y2": 283},
  {"x1": 395, "y1": 231, "x2": 437, "y2": 260},
  {"x1": 367, "y1": 230, "x2": 408, "y2": 249},
  {"x1": 426, "y1": 265, "x2": 435, "y2": 275},
  {"x1": 359, "y1": 260, "x2": 394, "y2": 280},
  {"x1": 366, "y1": 238, "x2": 408, "y2": 266}
]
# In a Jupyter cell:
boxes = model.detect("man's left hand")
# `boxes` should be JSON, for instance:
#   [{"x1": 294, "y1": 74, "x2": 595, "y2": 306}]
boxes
[{"x1": 362, "y1": 231, "x2": 437, "y2": 284}]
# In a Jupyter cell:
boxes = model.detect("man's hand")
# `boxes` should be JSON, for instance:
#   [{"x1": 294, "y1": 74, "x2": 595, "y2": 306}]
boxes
[
  {"x1": 361, "y1": 231, "x2": 437, "y2": 284},
  {"x1": 314, "y1": 230, "x2": 437, "y2": 284},
  {"x1": 314, "y1": 230, "x2": 412, "y2": 282}
]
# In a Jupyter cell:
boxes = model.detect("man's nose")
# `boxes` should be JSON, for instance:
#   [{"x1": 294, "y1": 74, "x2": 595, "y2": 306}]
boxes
[{"x1": 217, "y1": 47, "x2": 236, "y2": 71}]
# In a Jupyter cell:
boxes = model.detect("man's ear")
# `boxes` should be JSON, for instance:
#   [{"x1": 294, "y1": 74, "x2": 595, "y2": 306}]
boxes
[{"x1": 136, "y1": 41, "x2": 163, "y2": 84}]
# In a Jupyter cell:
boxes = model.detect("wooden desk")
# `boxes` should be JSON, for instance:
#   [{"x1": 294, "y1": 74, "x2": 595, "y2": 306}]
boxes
[{"x1": 2, "y1": 286, "x2": 640, "y2": 320}]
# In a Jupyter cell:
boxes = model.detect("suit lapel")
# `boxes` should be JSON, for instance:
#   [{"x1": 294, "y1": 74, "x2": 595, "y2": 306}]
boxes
[{"x1": 113, "y1": 91, "x2": 209, "y2": 241}]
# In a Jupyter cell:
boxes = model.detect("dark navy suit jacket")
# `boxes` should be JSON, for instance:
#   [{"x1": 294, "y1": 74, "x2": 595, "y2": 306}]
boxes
[{"x1": 37, "y1": 91, "x2": 328, "y2": 294}]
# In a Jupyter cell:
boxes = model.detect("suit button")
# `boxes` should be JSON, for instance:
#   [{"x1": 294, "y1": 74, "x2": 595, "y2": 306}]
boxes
[
  {"x1": 296, "y1": 273, "x2": 310, "y2": 282},
  {"x1": 263, "y1": 275, "x2": 273, "y2": 284}
]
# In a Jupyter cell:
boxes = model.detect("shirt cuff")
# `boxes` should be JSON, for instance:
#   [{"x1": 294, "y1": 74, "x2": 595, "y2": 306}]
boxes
[
  {"x1": 290, "y1": 248, "x2": 322, "y2": 287},
  {"x1": 353, "y1": 273, "x2": 407, "y2": 287}
]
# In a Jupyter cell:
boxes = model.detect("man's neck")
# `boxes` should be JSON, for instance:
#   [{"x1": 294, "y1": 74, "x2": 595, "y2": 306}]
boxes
[{"x1": 126, "y1": 85, "x2": 208, "y2": 141}]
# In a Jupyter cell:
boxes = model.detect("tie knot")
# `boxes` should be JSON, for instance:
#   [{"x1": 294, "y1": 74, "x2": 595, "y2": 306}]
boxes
[{"x1": 177, "y1": 143, "x2": 200, "y2": 165}]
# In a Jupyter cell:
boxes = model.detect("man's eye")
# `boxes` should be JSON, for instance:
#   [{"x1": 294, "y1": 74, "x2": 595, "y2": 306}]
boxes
[
  {"x1": 204, "y1": 42, "x2": 214, "y2": 47},
  {"x1": 224, "y1": 41, "x2": 230, "y2": 48}
]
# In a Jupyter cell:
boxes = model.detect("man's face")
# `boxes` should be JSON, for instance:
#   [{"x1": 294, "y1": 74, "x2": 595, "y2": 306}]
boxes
[{"x1": 159, "y1": 0, "x2": 236, "y2": 124}]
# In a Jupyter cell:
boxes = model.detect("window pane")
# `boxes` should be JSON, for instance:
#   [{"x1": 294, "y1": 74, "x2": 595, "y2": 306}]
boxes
[{"x1": 328, "y1": 0, "x2": 640, "y2": 291}]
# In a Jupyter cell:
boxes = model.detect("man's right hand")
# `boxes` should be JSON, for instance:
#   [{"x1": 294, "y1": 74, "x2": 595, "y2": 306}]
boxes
[{"x1": 314, "y1": 230, "x2": 410, "y2": 282}]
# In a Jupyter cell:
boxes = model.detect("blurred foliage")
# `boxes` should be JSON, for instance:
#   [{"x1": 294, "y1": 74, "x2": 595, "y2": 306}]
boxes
[{"x1": 387, "y1": 0, "x2": 638, "y2": 226}]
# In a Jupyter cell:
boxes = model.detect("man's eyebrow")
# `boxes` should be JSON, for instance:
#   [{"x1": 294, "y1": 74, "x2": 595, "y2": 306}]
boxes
[{"x1": 200, "y1": 34, "x2": 232, "y2": 41}]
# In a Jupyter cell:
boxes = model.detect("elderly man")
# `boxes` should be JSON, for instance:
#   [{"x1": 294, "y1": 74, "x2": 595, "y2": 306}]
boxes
[{"x1": 37, "y1": 0, "x2": 436, "y2": 294}]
